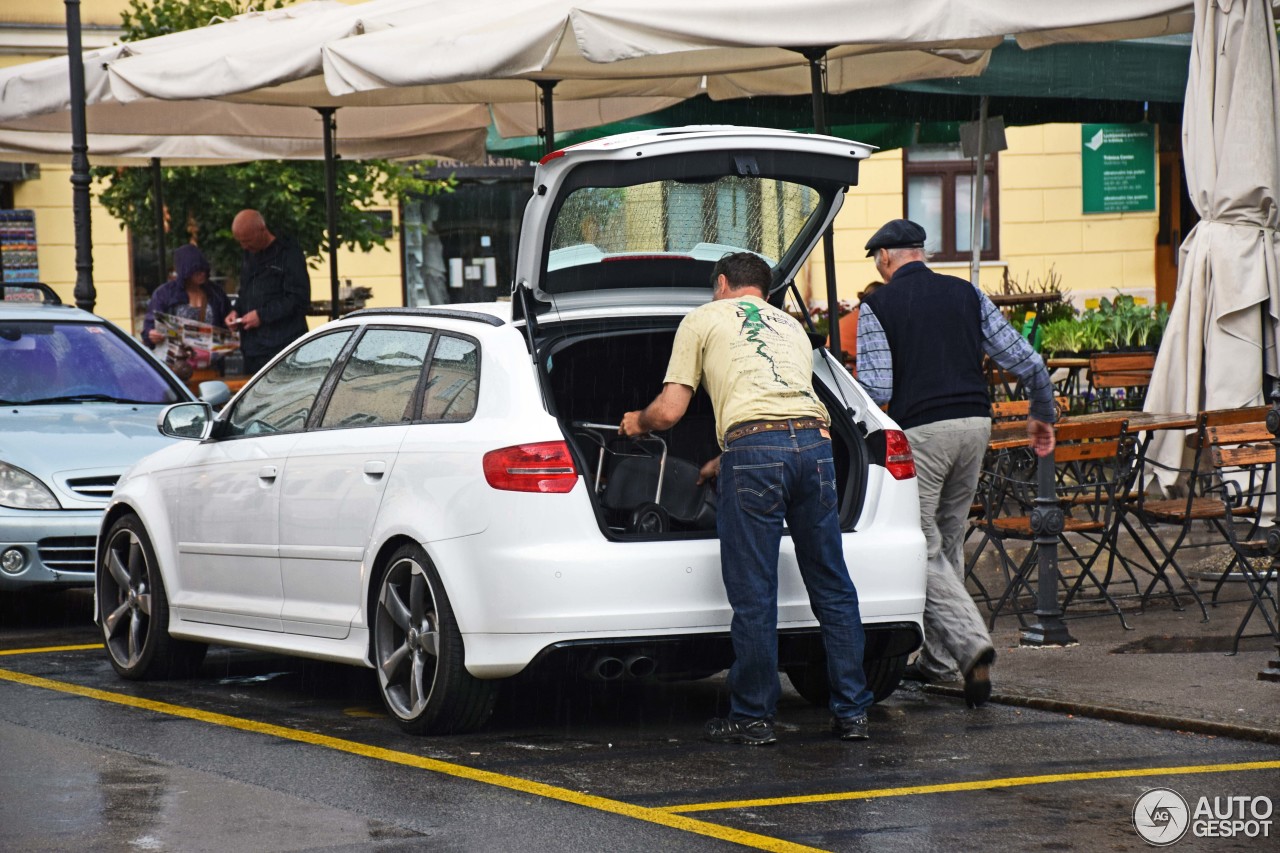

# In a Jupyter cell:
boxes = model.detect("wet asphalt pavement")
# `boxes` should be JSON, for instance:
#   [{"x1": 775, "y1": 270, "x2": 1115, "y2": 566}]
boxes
[{"x1": 2, "y1": 589, "x2": 1278, "y2": 852}]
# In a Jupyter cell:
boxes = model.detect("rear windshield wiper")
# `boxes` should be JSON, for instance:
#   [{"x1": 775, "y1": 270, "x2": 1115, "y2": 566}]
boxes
[{"x1": 22, "y1": 393, "x2": 156, "y2": 405}]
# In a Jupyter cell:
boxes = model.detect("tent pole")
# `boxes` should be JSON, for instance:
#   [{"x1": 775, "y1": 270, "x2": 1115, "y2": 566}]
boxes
[
  {"x1": 317, "y1": 107, "x2": 341, "y2": 320},
  {"x1": 803, "y1": 47, "x2": 843, "y2": 363},
  {"x1": 969, "y1": 95, "x2": 989, "y2": 288},
  {"x1": 150, "y1": 157, "x2": 166, "y2": 286},
  {"x1": 65, "y1": 0, "x2": 95, "y2": 312},
  {"x1": 538, "y1": 80, "x2": 558, "y2": 157}
]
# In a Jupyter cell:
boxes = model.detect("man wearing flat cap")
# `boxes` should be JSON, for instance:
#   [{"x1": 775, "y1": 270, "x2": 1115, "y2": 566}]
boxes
[{"x1": 856, "y1": 219, "x2": 1056, "y2": 708}]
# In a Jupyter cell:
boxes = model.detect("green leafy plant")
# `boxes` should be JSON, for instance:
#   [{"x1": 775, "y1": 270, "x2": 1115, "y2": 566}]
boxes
[
  {"x1": 1040, "y1": 318, "x2": 1087, "y2": 355},
  {"x1": 1076, "y1": 312, "x2": 1109, "y2": 352},
  {"x1": 1149, "y1": 302, "x2": 1171, "y2": 348},
  {"x1": 93, "y1": 0, "x2": 456, "y2": 279}
]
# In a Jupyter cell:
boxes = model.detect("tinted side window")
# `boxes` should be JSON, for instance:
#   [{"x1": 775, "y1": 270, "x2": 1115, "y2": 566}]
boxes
[
  {"x1": 320, "y1": 328, "x2": 433, "y2": 429},
  {"x1": 225, "y1": 331, "x2": 352, "y2": 437},
  {"x1": 421, "y1": 336, "x2": 479, "y2": 422}
]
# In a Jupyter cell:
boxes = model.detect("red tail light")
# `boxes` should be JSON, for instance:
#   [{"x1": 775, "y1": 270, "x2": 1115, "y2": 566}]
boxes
[
  {"x1": 483, "y1": 441, "x2": 579, "y2": 493},
  {"x1": 883, "y1": 430, "x2": 916, "y2": 480}
]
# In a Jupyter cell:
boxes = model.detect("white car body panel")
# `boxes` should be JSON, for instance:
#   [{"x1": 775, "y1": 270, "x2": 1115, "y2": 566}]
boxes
[
  {"x1": 170, "y1": 433, "x2": 296, "y2": 631},
  {"x1": 100, "y1": 127, "x2": 925, "y2": 702}
]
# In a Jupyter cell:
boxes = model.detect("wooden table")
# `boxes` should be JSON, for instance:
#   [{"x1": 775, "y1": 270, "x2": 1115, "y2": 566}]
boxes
[
  {"x1": 1045, "y1": 357, "x2": 1091, "y2": 409},
  {"x1": 988, "y1": 411, "x2": 1196, "y2": 451}
]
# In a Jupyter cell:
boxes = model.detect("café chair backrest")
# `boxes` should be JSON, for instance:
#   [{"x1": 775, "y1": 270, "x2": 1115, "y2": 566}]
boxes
[
  {"x1": 990, "y1": 396, "x2": 1069, "y2": 422},
  {"x1": 1195, "y1": 405, "x2": 1272, "y2": 448},
  {"x1": 1088, "y1": 352, "x2": 1156, "y2": 389}
]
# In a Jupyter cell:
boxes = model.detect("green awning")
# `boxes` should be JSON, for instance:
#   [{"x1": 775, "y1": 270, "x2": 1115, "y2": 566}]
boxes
[{"x1": 488, "y1": 36, "x2": 1190, "y2": 161}]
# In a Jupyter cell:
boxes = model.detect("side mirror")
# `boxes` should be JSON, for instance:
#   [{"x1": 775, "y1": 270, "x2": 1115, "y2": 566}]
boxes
[
  {"x1": 197, "y1": 379, "x2": 231, "y2": 408},
  {"x1": 159, "y1": 401, "x2": 214, "y2": 441}
]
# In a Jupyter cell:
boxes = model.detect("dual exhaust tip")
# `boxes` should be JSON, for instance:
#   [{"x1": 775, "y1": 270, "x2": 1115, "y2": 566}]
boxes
[{"x1": 588, "y1": 653, "x2": 657, "y2": 681}]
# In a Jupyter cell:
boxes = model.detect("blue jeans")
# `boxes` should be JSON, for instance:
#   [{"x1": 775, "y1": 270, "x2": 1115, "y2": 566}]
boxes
[{"x1": 716, "y1": 425, "x2": 873, "y2": 721}]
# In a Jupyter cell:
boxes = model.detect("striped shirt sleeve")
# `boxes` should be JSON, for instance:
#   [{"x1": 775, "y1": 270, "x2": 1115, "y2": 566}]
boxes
[
  {"x1": 855, "y1": 302, "x2": 894, "y2": 406},
  {"x1": 977, "y1": 288, "x2": 1056, "y2": 423}
]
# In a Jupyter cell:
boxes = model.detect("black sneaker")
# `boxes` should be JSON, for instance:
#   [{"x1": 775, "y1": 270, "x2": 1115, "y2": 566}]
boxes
[
  {"x1": 704, "y1": 716, "x2": 777, "y2": 745},
  {"x1": 963, "y1": 648, "x2": 996, "y2": 709},
  {"x1": 832, "y1": 714, "x2": 870, "y2": 741}
]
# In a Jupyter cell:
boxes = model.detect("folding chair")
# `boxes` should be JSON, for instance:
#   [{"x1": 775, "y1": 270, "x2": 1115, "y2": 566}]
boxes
[
  {"x1": 1087, "y1": 352, "x2": 1155, "y2": 412},
  {"x1": 1201, "y1": 423, "x2": 1279, "y2": 653},
  {"x1": 969, "y1": 420, "x2": 1135, "y2": 629},
  {"x1": 984, "y1": 356, "x2": 1022, "y2": 403},
  {"x1": 966, "y1": 396, "x2": 1069, "y2": 608},
  {"x1": 1121, "y1": 406, "x2": 1271, "y2": 620}
]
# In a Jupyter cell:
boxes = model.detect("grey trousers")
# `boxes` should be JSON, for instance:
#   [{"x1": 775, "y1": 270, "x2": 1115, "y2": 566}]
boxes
[
  {"x1": 916, "y1": 553, "x2": 994, "y2": 681},
  {"x1": 906, "y1": 417, "x2": 995, "y2": 681}
]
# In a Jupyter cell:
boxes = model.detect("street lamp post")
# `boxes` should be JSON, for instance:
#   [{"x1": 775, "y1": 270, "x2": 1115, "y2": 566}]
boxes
[
  {"x1": 65, "y1": 0, "x2": 95, "y2": 312},
  {"x1": 1021, "y1": 448, "x2": 1076, "y2": 646}
]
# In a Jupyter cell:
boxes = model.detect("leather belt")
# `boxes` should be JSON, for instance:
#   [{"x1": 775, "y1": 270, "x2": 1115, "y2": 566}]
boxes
[{"x1": 724, "y1": 418, "x2": 827, "y2": 445}]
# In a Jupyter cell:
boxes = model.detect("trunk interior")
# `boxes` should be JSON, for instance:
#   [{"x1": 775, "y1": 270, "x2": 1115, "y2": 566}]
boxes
[{"x1": 539, "y1": 321, "x2": 869, "y2": 540}]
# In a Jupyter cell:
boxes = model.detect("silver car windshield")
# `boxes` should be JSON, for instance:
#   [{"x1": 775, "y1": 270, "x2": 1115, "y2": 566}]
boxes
[{"x1": 0, "y1": 321, "x2": 181, "y2": 405}]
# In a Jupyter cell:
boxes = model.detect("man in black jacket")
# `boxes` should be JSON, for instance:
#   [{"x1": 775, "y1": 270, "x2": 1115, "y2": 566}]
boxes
[
  {"x1": 226, "y1": 209, "x2": 311, "y2": 374},
  {"x1": 857, "y1": 219, "x2": 1055, "y2": 707}
]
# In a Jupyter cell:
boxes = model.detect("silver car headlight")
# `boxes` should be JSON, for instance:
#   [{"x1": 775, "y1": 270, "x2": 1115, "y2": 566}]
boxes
[{"x1": 0, "y1": 462, "x2": 61, "y2": 510}]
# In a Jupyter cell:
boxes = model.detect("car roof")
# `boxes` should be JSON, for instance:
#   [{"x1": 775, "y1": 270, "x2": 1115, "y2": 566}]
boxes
[{"x1": 0, "y1": 300, "x2": 103, "y2": 323}]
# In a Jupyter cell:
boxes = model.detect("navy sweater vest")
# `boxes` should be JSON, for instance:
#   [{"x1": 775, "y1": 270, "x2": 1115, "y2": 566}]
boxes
[{"x1": 862, "y1": 262, "x2": 991, "y2": 430}]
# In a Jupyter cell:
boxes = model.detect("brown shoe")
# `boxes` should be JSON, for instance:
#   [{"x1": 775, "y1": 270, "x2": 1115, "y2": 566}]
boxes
[{"x1": 963, "y1": 649, "x2": 995, "y2": 709}]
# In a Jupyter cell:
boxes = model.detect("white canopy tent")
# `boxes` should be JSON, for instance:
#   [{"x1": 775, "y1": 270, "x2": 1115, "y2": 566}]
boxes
[
  {"x1": 1144, "y1": 0, "x2": 1280, "y2": 485},
  {"x1": 99, "y1": 0, "x2": 698, "y2": 143},
  {"x1": 101, "y1": 0, "x2": 1000, "y2": 353},
  {"x1": 318, "y1": 0, "x2": 1196, "y2": 101},
  {"x1": 0, "y1": 98, "x2": 489, "y2": 165},
  {"x1": 309, "y1": 0, "x2": 1257, "y2": 355}
]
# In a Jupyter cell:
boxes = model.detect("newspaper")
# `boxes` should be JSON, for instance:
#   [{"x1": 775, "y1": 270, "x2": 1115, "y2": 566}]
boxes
[{"x1": 155, "y1": 312, "x2": 239, "y2": 371}]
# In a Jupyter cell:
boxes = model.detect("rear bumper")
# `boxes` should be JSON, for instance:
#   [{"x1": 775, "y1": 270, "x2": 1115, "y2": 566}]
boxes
[{"x1": 465, "y1": 621, "x2": 923, "y2": 680}]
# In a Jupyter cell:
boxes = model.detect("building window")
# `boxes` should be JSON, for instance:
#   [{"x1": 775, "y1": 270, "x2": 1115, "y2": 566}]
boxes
[
  {"x1": 903, "y1": 144, "x2": 998, "y2": 262},
  {"x1": 403, "y1": 161, "x2": 535, "y2": 307}
]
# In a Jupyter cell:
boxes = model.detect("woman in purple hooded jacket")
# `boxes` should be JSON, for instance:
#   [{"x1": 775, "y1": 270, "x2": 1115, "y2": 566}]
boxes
[{"x1": 142, "y1": 244, "x2": 231, "y2": 347}]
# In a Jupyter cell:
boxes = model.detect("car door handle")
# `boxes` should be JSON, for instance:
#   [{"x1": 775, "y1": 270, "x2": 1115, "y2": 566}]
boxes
[
  {"x1": 364, "y1": 461, "x2": 386, "y2": 479},
  {"x1": 258, "y1": 465, "x2": 278, "y2": 481}
]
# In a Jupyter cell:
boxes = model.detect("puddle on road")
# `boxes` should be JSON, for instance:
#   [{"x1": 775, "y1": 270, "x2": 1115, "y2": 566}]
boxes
[
  {"x1": 1110, "y1": 635, "x2": 1274, "y2": 654},
  {"x1": 217, "y1": 671, "x2": 291, "y2": 685}
]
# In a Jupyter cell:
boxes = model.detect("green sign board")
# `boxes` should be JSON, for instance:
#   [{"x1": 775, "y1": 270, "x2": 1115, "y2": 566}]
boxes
[{"x1": 1081, "y1": 123, "x2": 1156, "y2": 214}]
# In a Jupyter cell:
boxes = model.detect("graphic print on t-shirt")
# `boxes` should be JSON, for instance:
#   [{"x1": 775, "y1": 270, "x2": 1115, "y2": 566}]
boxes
[{"x1": 736, "y1": 300, "x2": 785, "y2": 385}]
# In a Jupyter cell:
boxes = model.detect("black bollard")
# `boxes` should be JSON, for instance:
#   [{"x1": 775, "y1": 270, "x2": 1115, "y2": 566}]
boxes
[{"x1": 1021, "y1": 448, "x2": 1076, "y2": 646}]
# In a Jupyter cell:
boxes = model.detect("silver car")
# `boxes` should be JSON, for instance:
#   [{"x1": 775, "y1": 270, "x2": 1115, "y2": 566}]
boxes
[{"x1": 0, "y1": 283, "x2": 221, "y2": 591}]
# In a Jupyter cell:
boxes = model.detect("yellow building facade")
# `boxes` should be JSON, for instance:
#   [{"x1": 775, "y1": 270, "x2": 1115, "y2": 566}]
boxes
[{"x1": 804, "y1": 124, "x2": 1160, "y2": 310}]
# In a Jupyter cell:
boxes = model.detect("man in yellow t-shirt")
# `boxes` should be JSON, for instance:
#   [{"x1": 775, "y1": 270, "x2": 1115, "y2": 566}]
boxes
[{"x1": 621, "y1": 252, "x2": 873, "y2": 746}]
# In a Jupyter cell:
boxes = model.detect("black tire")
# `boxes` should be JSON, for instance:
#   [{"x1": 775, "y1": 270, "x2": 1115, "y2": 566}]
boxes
[
  {"x1": 98, "y1": 514, "x2": 206, "y2": 680},
  {"x1": 628, "y1": 501, "x2": 669, "y2": 534},
  {"x1": 786, "y1": 652, "x2": 909, "y2": 707},
  {"x1": 863, "y1": 652, "x2": 909, "y2": 703},
  {"x1": 784, "y1": 661, "x2": 831, "y2": 707},
  {"x1": 372, "y1": 544, "x2": 499, "y2": 734}
]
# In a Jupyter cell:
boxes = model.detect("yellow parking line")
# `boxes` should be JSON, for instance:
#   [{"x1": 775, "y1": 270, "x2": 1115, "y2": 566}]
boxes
[
  {"x1": 0, "y1": 667, "x2": 822, "y2": 853},
  {"x1": 660, "y1": 760, "x2": 1280, "y2": 814},
  {"x1": 0, "y1": 643, "x2": 101, "y2": 656}
]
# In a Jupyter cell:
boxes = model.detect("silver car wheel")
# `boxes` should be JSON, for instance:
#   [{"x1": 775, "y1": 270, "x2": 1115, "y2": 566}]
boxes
[
  {"x1": 101, "y1": 526, "x2": 153, "y2": 670},
  {"x1": 375, "y1": 554, "x2": 440, "y2": 721}
]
